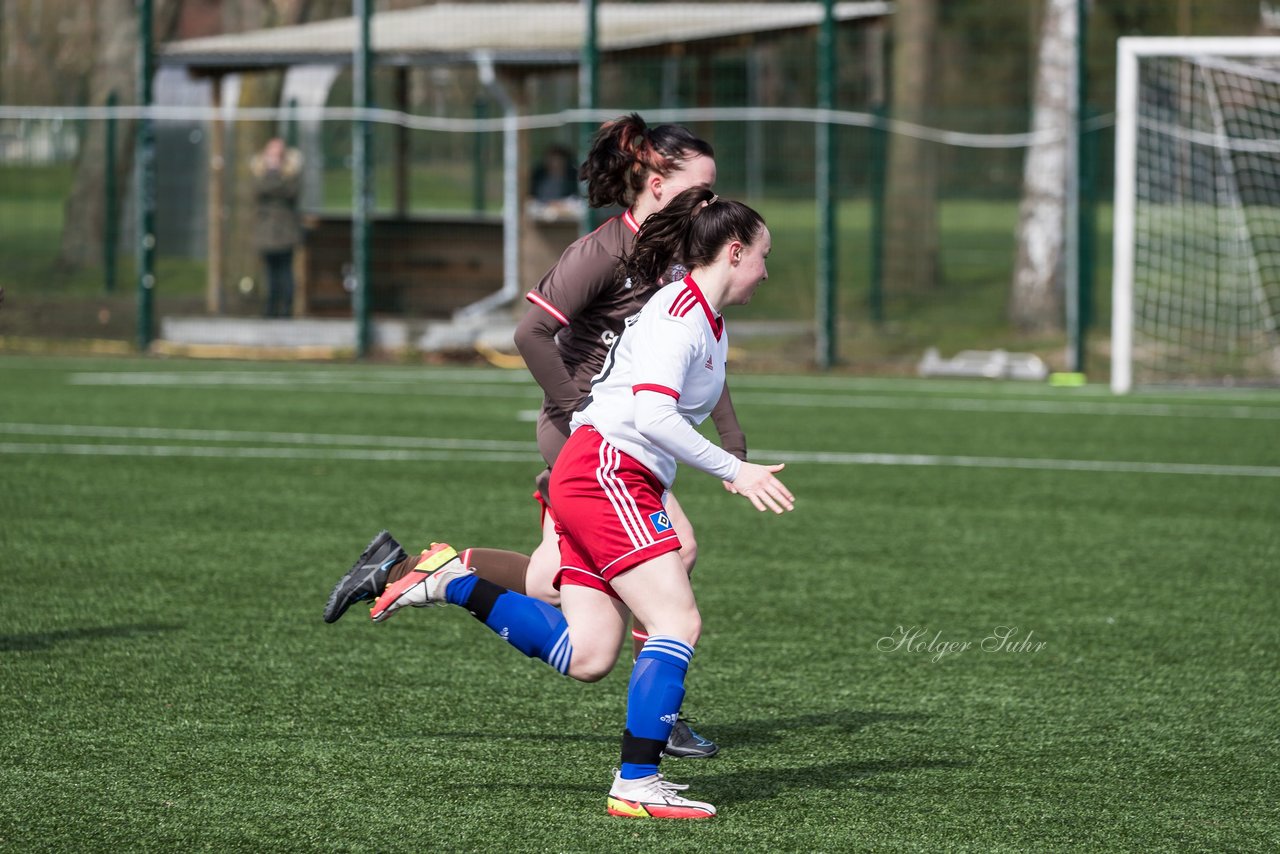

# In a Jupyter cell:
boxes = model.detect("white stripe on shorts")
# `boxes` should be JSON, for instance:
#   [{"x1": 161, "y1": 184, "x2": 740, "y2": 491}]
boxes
[{"x1": 595, "y1": 440, "x2": 652, "y2": 551}]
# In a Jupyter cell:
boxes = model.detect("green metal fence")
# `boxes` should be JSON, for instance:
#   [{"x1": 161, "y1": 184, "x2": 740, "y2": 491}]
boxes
[{"x1": 0, "y1": 0, "x2": 1267, "y2": 374}]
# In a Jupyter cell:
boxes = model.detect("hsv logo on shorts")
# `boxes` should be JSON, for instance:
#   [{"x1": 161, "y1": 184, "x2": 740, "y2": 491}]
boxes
[{"x1": 649, "y1": 510, "x2": 673, "y2": 534}]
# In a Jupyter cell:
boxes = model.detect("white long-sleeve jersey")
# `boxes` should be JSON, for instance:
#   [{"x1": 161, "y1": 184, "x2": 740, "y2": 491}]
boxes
[{"x1": 571, "y1": 276, "x2": 743, "y2": 489}]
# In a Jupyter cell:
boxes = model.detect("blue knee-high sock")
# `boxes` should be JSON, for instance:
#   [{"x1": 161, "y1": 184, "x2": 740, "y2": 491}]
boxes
[
  {"x1": 445, "y1": 575, "x2": 573, "y2": 675},
  {"x1": 620, "y1": 636, "x2": 693, "y2": 780}
]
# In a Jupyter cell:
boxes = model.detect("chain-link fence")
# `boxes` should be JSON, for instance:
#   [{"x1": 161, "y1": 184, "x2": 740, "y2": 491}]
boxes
[{"x1": 0, "y1": 0, "x2": 1269, "y2": 369}]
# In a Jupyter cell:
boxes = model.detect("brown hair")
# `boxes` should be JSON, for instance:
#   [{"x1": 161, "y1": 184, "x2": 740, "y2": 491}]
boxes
[
  {"x1": 620, "y1": 187, "x2": 765, "y2": 289},
  {"x1": 578, "y1": 113, "x2": 715, "y2": 209}
]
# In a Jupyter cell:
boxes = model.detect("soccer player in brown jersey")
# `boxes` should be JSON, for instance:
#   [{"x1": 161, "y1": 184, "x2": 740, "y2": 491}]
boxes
[{"x1": 324, "y1": 115, "x2": 742, "y2": 759}]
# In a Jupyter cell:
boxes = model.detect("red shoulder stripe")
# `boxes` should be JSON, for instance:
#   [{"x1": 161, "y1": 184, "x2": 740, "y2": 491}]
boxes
[
  {"x1": 669, "y1": 288, "x2": 697, "y2": 318},
  {"x1": 525, "y1": 291, "x2": 570, "y2": 326},
  {"x1": 632, "y1": 383, "x2": 681, "y2": 400}
]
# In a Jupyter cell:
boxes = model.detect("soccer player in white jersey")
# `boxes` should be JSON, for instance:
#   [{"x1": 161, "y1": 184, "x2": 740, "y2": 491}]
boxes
[
  {"x1": 324, "y1": 114, "x2": 734, "y2": 758},
  {"x1": 369, "y1": 187, "x2": 794, "y2": 819}
]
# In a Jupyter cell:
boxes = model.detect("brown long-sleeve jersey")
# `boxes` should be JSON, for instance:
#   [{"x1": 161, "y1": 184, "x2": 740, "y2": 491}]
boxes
[{"x1": 515, "y1": 209, "x2": 746, "y2": 467}]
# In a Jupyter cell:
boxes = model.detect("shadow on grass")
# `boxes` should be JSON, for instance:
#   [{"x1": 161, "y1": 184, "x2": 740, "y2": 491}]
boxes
[
  {"x1": 426, "y1": 709, "x2": 930, "y2": 750},
  {"x1": 696, "y1": 755, "x2": 972, "y2": 805},
  {"x1": 433, "y1": 708, "x2": 963, "y2": 802},
  {"x1": 698, "y1": 708, "x2": 924, "y2": 748},
  {"x1": 442, "y1": 706, "x2": 967, "y2": 804},
  {"x1": 0, "y1": 623, "x2": 183, "y2": 652},
  {"x1": 687, "y1": 709, "x2": 969, "y2": 802}
]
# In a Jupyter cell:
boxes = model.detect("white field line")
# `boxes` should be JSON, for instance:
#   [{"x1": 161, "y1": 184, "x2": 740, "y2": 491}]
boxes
[
  {"x1": 729, "y1": 391, "x2": 1280, "y2": 420},
  {"x1": 0, "y1": 422, "x2": 538, "y2": 452},
  {"x1": 60, "y1": 364, "x2": 1277, "y2": 401},
  {"x1": 67, "y1": 369, "x2": 534, "y2": 386},
  {"x1": 65, "y1": 371, "x2": 1280, "y2": 420},
  {"x1": 68, "y1": 371, "x2": 537, "y2": 397},
  {"x1": 730, "y1": 373, "x2": 1280, "y2": 401},
  {"x1": 752, "y1": 448, "x2": 1280, "y2": 479},
  {"x1": 2, "y1": 424, "x2": 1278, "y2": 478},
  {"x1": 0, "y1": 442, "x2": 535, "y2": 463}
]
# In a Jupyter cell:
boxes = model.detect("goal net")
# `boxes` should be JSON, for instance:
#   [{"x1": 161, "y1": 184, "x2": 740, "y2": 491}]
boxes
[{"x1": 1112, "y1": 37, "x2": 1280, "y2": 392}]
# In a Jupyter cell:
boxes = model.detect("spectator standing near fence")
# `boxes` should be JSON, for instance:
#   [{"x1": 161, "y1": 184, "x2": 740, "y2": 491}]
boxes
[{"x1": 250, "y1": 137, "x2": 303, "y2": 318}]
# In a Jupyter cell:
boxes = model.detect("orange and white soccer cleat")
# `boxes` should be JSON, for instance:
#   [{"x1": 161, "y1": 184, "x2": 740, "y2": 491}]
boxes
[
  {"x1": 606, "y1": 770, "x2": 716, "y2": 819},
  {"x1": 369, "y1": 543, "x2": 471, "y2": 622}
]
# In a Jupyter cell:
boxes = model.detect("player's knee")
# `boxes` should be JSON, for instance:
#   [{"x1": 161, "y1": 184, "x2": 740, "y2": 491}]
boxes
[
  {"x1": 683, "y1": 613, "x2": 702, "y2": 646},
  {"x1": 567, "y1": 650, "x2": 616, "y2": 683},
  {"x1": 526, "y1": 574, "x2": 561, "y2": 607},
  {"x1": 524, "y1": 549, "x2": 562, "y2": 606},
  {"x1": 678, "y1": 536, "x2": 698, "y2": 574},
  {"x1": 651, "y1": 610, "x2": 701, "y2": 647}
]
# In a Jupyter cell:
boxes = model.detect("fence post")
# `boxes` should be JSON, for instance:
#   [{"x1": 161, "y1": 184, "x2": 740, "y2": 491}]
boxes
[
  {"x1": 207, "y1": 75, "x2": 225, "y2": 315},
  {"x1": 473, "y1": 95, "x2": 489, "y2": 213},
  {"x1": 1080, "y1": 106, "x2": 1097, "y2": 342},
  {"x1": 815, "y1": 0, "x2": 838, "y2": 369},
  {"x1": 578, "y1": 0, "x2": 599, "y2": 235},
  {"x1": 136, "y1": 0, "x2": 156, "y2": 351},
  {"x1": 104, "y1": 91, "x2": 119, "y2": 294},
  {"x1": 1071, "y1": 0, "x2": 1091, "y2": 373},
  {"x1": 353, "y1": 0, "x2": 373, "y2": 358},
  {"x1": 869, "y1": 103, "x2": 887, "y2": 326}
]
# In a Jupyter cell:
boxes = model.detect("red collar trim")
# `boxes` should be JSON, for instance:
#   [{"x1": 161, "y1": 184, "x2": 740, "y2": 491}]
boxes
[
  {"x1": 682, "y1": 275, "x2": 723, "y2": 341},
  {"x1": 622, "y1": 209, "x2": 641, "y2": 234}
]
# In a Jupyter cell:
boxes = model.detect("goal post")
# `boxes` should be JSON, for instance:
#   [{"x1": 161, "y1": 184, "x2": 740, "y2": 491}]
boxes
[{"x1": 1112, "y1": 37, "x2": 1280, "y2": 393}]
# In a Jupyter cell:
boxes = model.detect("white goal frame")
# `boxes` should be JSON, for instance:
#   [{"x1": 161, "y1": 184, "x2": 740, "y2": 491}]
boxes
[{"x1": 1112, "y1": 36, "x2": 1280, "y2": 393}]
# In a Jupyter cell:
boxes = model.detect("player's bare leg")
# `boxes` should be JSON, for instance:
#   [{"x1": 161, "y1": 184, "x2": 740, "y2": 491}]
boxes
[
  {"x1": 630, "y1": 492, "x2": 699, "y2": 655},
  {"x1": 522, "y1": 511, "x2": 563, "y2": 606},
  {"x1": 557, "y1": 583, "x2": 629, "y2": 682}
]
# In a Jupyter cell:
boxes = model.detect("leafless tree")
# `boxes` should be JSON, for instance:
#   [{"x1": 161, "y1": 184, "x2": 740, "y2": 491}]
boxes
[
  {"x1": 883, "y1": 0, "x2": 940, "y2": 295},
  {"x1": 1010, "y1": 0, "x2": 1076, "y2": 333},
  {"x1": 57, "y1": 0, "x2": 183, "y2": 270}
]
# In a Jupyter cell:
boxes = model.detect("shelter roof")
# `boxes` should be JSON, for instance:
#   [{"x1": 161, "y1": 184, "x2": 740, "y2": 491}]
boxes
[{"x1": 159, "y1": 2, "x2": 892, "y2": 71}]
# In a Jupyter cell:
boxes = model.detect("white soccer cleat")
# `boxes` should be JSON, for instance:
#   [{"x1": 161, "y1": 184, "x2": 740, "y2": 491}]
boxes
[
  {"x1": 605, "y1": 770, "x2": 716, "y2": 819},
  {"x1": 369, "y1": 543, "x2": 472, "y2": 623}
]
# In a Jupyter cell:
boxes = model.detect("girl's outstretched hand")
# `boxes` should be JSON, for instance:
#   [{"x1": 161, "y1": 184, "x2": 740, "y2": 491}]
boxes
[{"x1": 730, "y1": 462, "x2": 794, "y2": 514}]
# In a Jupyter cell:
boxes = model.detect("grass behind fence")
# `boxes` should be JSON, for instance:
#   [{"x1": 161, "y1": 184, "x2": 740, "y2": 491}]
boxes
[
  {"x1": 0, "y1": 356, "x2": 1277, "y2": 851},
  {"x1": 1, "y1": 162, "x2": 1115, "y2": 367}
]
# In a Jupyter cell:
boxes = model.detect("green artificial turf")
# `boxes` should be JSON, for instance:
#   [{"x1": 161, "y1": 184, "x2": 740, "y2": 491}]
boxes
[{"x1": 1, "y1": 356, "x2": 1277, "y2": 851}]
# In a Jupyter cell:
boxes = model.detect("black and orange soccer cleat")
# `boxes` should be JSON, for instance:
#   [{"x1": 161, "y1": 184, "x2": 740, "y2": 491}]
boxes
[{"x1": 323, "y1": 530, "x2": 407, "y2": 623}]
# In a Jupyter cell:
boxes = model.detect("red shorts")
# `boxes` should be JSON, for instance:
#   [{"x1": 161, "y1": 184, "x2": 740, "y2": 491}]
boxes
[{"x1": 549, "y1": 426, "x2": 681, "y2": 599}]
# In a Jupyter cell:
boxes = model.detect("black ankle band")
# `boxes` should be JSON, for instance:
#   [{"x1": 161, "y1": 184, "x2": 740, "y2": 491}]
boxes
[
  {"x1": 464, "y1": 578, "x2": 504, "y2": 621},
  {"x1": 620, "y1": 729, "x2": 666, "y2": 766}
]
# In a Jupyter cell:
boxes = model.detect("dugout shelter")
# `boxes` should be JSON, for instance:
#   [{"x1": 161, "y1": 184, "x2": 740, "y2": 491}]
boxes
[{"x1": 158, "y1": 2, "x2": 891, "y2": 321}]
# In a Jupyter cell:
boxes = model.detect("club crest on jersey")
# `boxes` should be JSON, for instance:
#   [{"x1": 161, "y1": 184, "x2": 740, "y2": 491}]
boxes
[{"x1": 648, "y1": 510, "x2": 673, "y2": 533}]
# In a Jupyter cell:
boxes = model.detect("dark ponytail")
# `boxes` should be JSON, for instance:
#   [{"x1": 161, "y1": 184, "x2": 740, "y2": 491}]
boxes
[
  {"x1": 621, "y1": 187, "x2": 765, "y2": 289},
  {"x1": 578, "y1": 113, "x2": 714, "y2": 209}
]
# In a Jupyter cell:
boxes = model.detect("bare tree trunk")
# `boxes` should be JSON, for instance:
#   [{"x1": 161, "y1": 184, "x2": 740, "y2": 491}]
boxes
[
  {"x1": 883, "y1": 0, "x2": 940, "y2": 294},
  {"x1": 56, "y1": 0, "x2": 182, "y2": 270},
  {"x1": 1010, "y1": 0, "x2": 1075, "y2": 333},
  {"x1": 56, "y1": 1, "x2": 136, "y2": 269},
  {"x1": 0, "y1": 0, "x2": 95, "y2": 105}
]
